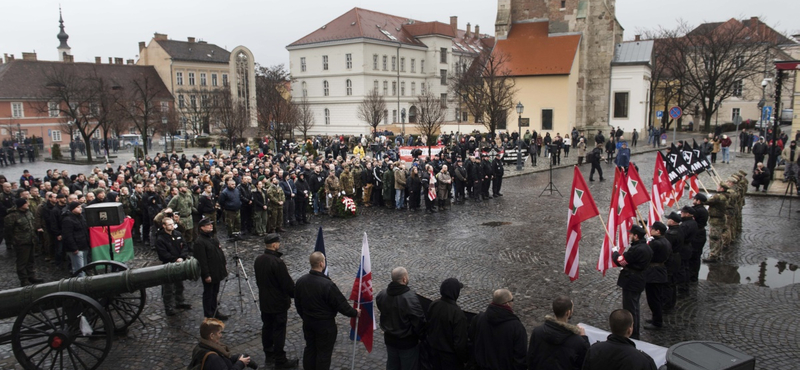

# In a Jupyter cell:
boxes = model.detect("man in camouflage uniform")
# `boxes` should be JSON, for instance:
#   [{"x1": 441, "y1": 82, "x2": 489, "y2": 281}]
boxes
[
  {"x1": 704, "y1": 182, "x2": 732, "y2": 262},
  {"x1": 325, "y1": 165, "x2": 341, "y2": 212},
  {"x1": 0, "y1": 182, "x2": 14, "y2": 249},
  {"x1": 267, "y1": 177, "x2": 285, "y2": 233},
  {"x1": 352, "y1": 159, "x2": 364, "y2": 202},
  {"x1": 168, "y1": 182, "x2": 196, "y2": 244},
  {"x1": 4, "y1": 199, "x2": 43, "y2": 286},
  {"x1": 340, "y1": 165, "x2": 354, "y2": 198}
]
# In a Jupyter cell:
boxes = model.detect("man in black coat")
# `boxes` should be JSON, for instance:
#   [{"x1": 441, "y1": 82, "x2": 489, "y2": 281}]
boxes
[
  {"x1": 155, "y1": 217, "x2": 191, "y2": 316},
  {"x1": 480, "y1": 155, "x2": 493, "y2": 200},
  {"x1": 193, "y1": 218, "x2": 228, "y2": 320},
  {"x1": 61, "y1": 201, "x2": 90, "y2": 277},
  {"x1": 527, "y1": 296, "x2": 589, "y2": 370},
  {"x1": 376, "y1": 267, "x2": 426, "y2": 370},
  {"x1": 691, "y1": 194, "x2": 709, "y2": 278},
  {"x1": 581, "y1": 309, "x2": 657, "y2": 370},
  {"x1": 453, "y1": 159, "x2": 467, "y2": 204},
  {"x1": 678, "y1": 206, "x2": 698, "y2": 292},
  {"x1": 253, "y1": 234, "x2": 298, "y2": 368},
  {"x1": 426, "y1": 278, "x2": 469, "y2": 370},
  {"x1": 491, "y1": 153, "x2": 505, "y2": 197},
  {"x1": 643, "y1": 222, "x2": 671, "y2": 330},
  {"x1": 295, "y1": 251, "x2": 359, "y2": 370},
  {"x1": 588, "y1": 145, "x2": 605, "y2": 181},
  {"x1": 612, "y1": 226, "x2": 652, "y2": 340},
  {"x1": 663, "y1": 213, "x2": 684, "y2": 312},
  {"x1": 470, "y1": 288, "x2": 528, "y2": 370}
]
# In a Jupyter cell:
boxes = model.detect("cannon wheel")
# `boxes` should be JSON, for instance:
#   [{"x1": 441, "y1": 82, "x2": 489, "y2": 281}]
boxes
[
  {"x1": 72, "y1": 261, "x2": 146, "y2": 333},
  {"x1": 12, "y1": 292, "x2": 113, "y2": 370}
]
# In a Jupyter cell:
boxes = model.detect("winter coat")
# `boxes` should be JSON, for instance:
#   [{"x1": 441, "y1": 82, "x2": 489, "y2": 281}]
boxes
[
  {"x1": 188, "y1": 338, "x2": 246, "y2": 370},
  {"x1": 218, "y1": 187, "x2": 242, "y2": 211},
  {"x1": 155, "y1": 229, "x2": 188, "y2": 264},
  {"x1": 577, "y1": 142, "x2": 587, "y2": 157},
  {"x1": 294, "y1": 270, "x2": 358, "y2": 321},
  {"x1": 194, "y1": 230, "x2": 228, "y2": 282},
  {"x1": 61, "y1": 211, "x2": 90, "y2": 253},
  {"x1": 471, "y1": 303, "x2": 528, "y2": 370},
  {"x1": 581, "y1": 334, "x2": 657, "y2": 370},
  {"x1": 394, "y1": 168, "x2": 407, "y2": 190},
  {"x1": 253, "y1": 249, "x2": 295, "y2": 313},
  {"x1": 644, "y1": 236, "x2": 671, "y2": 284},
  {"x1": 527, "y1": 315, "x2": 590, "y2": 370},
  {"x1": 612, "y1": 239, "x2": 653, "y2": 293},
  {"x1": 436, "y1": 172, "x2": 452, "y2": 200},
  {"x1": 5, "y1": 208, "x2": 38, "y2": 247},
  {"x1": 426, "y1": 279, "x2": 468, "y2": 363},
  {"x1": 376, "y1": 282, "x2": 426, "y2": 349}
]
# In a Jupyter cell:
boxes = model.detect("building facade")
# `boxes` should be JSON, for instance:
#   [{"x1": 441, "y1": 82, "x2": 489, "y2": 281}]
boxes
[
  {"x1": 609, "y1": 39, "x2": 653, "y2": 135},
  {"x1": 287, "y1": 8, "x2": 493, "y2": 136}
]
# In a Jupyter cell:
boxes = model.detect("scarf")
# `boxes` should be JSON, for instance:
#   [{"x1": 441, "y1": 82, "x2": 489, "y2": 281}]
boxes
[{"x1": 199, "y1": 337, "x2": 232, "y2": 358}]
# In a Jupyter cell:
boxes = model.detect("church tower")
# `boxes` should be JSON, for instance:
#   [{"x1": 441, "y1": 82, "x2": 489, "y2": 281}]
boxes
[
  {"x1": 497, "y1": 0, "x2": 623, "y2": 130},
  {"x1": 57, "y1": 7, "x2": 71, "y2": 61}
]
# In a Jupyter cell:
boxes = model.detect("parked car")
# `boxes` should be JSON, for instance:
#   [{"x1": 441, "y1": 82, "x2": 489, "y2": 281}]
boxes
[
  {"x1": 118, "y1": 134, "x2": 142, "y2": 149},
  {"x1": 780, "y1": 109, "x2": 793, "y2": 125}
]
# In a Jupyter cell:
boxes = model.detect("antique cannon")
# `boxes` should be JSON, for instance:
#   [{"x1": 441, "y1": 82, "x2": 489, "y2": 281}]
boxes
[{"x1": 0, "y1": 258, "x2": 200, "y2": 370}]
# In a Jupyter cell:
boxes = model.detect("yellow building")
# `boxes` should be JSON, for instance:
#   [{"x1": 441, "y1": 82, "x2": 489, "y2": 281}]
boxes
[{"x1": 493, "y1": 20, "x2": 580, "y2": 137}]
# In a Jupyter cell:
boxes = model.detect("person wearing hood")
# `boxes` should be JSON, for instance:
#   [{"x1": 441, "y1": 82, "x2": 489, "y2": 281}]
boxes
[
  {"x1": 527, "y1": 296, "x2": 589, "y2": 370},
  {"x1": 470, "y1": 289, "x2": 527, "y2": 370},
  {"x1": 376, "y1": 267, "x2": 426, "y2": 370},
  {"x1": 426, "y1": 278, "x2": 468, "y2": 369},
  {"x1": 188, "y1": 318, "x2": 251, "y2": 370}
]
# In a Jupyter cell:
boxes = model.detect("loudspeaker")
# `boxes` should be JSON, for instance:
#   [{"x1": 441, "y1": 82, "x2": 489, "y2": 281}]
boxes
[
  {"x1": 667, "y1": 341, "x2": 755, "y2": 370},
  {"x1": 85, "y1": 202, "x2": 125, "y2": 227}
]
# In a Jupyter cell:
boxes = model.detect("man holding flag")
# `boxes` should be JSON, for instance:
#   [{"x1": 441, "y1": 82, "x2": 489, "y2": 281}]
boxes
[
  {"x1": 295, "y1": 251, "x2": 359, "y2": 370},
  {"x1": 611, "y1": 225, "x2": 653, "y2": 340}
]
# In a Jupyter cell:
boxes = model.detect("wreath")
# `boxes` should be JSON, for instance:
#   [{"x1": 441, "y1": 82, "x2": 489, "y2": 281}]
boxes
[{"x1": 332, "y1": 193, "x2": 357, "y2": 218}]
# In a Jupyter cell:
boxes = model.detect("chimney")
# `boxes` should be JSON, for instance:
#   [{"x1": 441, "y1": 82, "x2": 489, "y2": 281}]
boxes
[
  {"x1": 187, "y1": 37, "x2": 195, "y2": 43},
  {"x1": 154, "y1": 32, "x2": 168, "y2": 41},
  {"x1": 4, "y1": 54, "x2": 13, "y2": 63},
  {"x1": 139, "y1": 41, "x2": 146, "y2": 52},
  {"x1": 466, "y1": 23, "x2": 471, "y2": 37},
  {"x1": 95, "y1": 56, "x2": 102, "y2": 64},
  {"x1": 127, "y1": 59, "x2": 134, "y2": 65},
  {"x1": 108, "y1": 57, "x2": 113, "y2": 64},
  {"x1": 115, "y1": 57, "x2": 123, "y2": 65},
  {"x1": 64, "y1": 55, "x2": 74, "y2": 63},
  {"x1": 450, "y1": 16, "x2": 458, "y2": 34},
  {"x1": 475, "y1": 25, "x2": 480, "y2": 37},
  {"x1": 750, "y1": 16, "x2": 759, "y2": 25},
  {"x1": 22, "y1": 52, "x2": 37, "y2": 61},
  {"x1": 634, "y1": 34, "x2": 641, "y2": 41}
]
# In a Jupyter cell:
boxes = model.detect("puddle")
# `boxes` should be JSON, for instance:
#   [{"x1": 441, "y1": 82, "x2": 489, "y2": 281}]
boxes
[
  {"x1": 482, "y1": 221, "x2": 512, "y2": 227},
  {"x1": 699, "y1": 258, "x2": 799, "y2": 288}
]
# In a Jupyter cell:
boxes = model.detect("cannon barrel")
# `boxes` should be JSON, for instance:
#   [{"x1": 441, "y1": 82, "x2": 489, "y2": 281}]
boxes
[{"x1": 0, "y1": 258, "x2": 200, "y2": 320}]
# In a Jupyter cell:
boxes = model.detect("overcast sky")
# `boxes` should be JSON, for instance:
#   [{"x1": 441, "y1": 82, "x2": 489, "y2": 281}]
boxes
[{"x1": 2, "y1": 0, "x2": 798, "y2": 68}]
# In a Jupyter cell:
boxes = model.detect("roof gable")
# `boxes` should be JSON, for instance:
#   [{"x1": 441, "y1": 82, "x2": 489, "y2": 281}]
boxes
[
  {"x1": 492, "y1": 21, "x2": 580, "y2": 77},
  {"x1": 155, "y1": 39, "x2": 231, "y2": 63},
  {"x1": 288, "y1": 8, "x2": 426, "y2": 47},
  {"x1": 612, "y1": 40, "x2": 653, "y2": 65}
]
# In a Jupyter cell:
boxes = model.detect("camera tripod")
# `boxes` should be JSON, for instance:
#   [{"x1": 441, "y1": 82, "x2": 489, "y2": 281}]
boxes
[
  {"x1": 539, "y1": 153, "x2": 562, "y2": 197},
  {"x1": 778, "y1": 177, "x2": 796, "y2": 219},
  {"x1": 216, "y1": 233, "x2": 259, "y2": 316}
]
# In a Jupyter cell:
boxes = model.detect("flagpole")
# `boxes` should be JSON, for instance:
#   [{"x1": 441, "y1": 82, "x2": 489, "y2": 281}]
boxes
[
  {"x1": 697, "y1": 178, "x2": 710, "y2": 194},
  {"x1": 596, "y1": 213, "x2": 615, "y2": 245},
  {"x1": 708, "y1": 163, "x2": 724, "y2": 184},
  {"x1": 635, "y1": 209, "x2": 651, "y2": 238},
  {"x1": 351, "y1": 256, "x2": 364, "y2": 370},
  {"x1": 705, "y1": 170, "x2": 721, "y2": 188}
]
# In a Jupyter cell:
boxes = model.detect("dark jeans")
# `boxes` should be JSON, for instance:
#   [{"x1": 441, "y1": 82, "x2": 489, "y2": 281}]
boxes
[
  {"x1": 296, "y1": 196, "x2": 308, "y2": 222},
  {"x1": 645, "y1": 283, "x2": 666, "y2": 326},
  {"x1": 302, "y1": 318, "x2": 337, "y2": 370},
  {"x1": 454, "y1": 182, "x2": 465, "y2": 202},
  {"x1": 283, "y1": 198, "x2": 295, "y2": 225},
  {"x1": 427, "y1": 348, "x2": 463, "y2": 370},
  {"x1": 492, "y1": 176, "x2": 503, "y2": 195},
  {"x1": 622, "y1": 288, "x2": 642, "y2": 340},
  {"x1": 202, "y1": 280, "x2": 221, "y2": 318},
  {"x1": 387, "y1": 343, "x2": 420, "y2": 370},
  {"x1": 589, "y1": 163, "x2": 603, "y2": 180},
  {"x1": 162, "y1": 280, "x2": 186, "y2": 310},
  {"x1": 261, "y1": 311, "x2": 289, "y2": 362}
]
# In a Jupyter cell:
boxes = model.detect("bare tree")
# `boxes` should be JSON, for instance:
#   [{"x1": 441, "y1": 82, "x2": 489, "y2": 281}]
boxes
[
  {"x1": 357, "y1": 88, "x2": 386, "y2": 135},
  {"x1": 175, "y1": 87, "x2": 217, "y2": 137},
  {"x1": 86, "y1": 72, "x2": 127, "y2": 160},
  {"x1": 119, "y1": 72, "x2": 171, "y2": 155},
  {"x1": 295, "y1": 96, "x2": 314, "y2": 141},
  {"x1": 414, "y1": 89, "x2": 448, "y2": 157},
  {"x1": 256, "y1": 64, "x2": 297, "y2": 141},
  {"x1": 450, "y1": 50, "x2": 517, "y2": 136},
  {"x1": 215, "y1": 86, "x2": 249, "y2": 148}
]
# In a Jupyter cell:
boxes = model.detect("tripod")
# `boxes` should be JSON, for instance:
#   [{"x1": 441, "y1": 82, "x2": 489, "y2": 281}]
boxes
[
  {"x1": 539, "y1": 153, "x2": 562, "y2": 197},
  {"x1": 216, "y1": 233, "x2": 259, "y2": 316},
  {"x1": 778, "y1": 177, "x2": 796, "y2": 219}
]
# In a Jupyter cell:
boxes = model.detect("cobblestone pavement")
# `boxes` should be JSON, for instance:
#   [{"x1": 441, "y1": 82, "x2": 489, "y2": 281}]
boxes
[{"x1": 0, "y1": 135, "x2": 798, "y2": 369}]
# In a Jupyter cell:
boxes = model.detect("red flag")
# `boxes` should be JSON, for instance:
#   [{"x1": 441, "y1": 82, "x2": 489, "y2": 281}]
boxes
[
  {"x1": 626, "y1": 164, "x2": 650, "y2": 207},
  {"x1": 427, "y1": 170, "x2": 437, "y2": 201},
  {"x1": 649, "y1": 155, "x2": 670, "y2": 227},
  {"x1": 688, "y1": 174, "x2": 699, "y2": 199},
  {"x1": 565, "y1": 167, "x2": 600, "y2": 281},
  {"x1": 614, "y1": 168, "x2": 636, "y2": 252},
  {"x1": 668, "y1": 177, "x2": 685, "y2": 207},
  {"x1": 598, "y1": 169, "x2": 622, "y2": 275}
]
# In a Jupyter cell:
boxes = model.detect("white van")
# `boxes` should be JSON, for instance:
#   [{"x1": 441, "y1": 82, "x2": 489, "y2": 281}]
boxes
[{"x1": 119, "y1": 134, "x2": 142, "y2": 149}]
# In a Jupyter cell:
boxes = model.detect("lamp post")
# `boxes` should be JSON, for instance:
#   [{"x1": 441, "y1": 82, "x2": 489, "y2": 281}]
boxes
[
  {"x1": 516, "y1": 102, "x2": 524, "y2": 171},
  {"x1": 67, "y1": 120, "x2": 75, "y2": 161},
  {"x1": 162, "y1": 117, "x2": 168, "y2": 153},
  {"x1": 17, "y1": 123, "x2": 22, "y2": 143}
]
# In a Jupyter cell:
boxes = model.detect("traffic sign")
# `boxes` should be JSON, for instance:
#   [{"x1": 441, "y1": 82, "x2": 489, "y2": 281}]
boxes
[
  {"x1": 763, "y1": 106, "x2": 773, "y2": 119},
  {"x1": 656, "y1": 110, "x2": 663, "y2": 119},
  {"x1": 669, "y1": 106, "x2": 682, "y2": 119}
]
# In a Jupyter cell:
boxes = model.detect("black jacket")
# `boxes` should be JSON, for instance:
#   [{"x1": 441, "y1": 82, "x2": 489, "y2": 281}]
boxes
[
  {"x1": 61, "y1": 211, "x2": 90, "y2": 253},
  {"x1": 294, "y1": 270, "x2": 357, "y2": 321},
  {"x1": 581, "y1": 334, "x2": 657, "y2": 370},
  {"x1": 295, "y1": 178, "x2": 310, "y2": 200},
  {"x1": 253, "y1": 249, "x2": 295, "y2": 313},
  {"x1": 193, "y1": 231, "x2": 228, "y2": 282},
  {"x1": 189, "y1": 340, "x2": 246, "y2": 370},
  {"x1": 644, "y1": 236, "x2": 671, "y2": 284},
  {"x1": 218, "y1": 187, "x2": 242, "y2": 211},
  {"x1": 492, "y1": 158, "x2": 505, "y2": 177},
  {"x1": 470, "y1": 303, "x2": 528, "y2": 370},
  {"x1": 155, "y1": 229, "x2": 188, "y2": 264},
  {"x1": 613, "y1": 239, "x2": 652, "y2": 293},
  {"x1": 679, "y1": 217, "x2": 698, "y2": 260},
  {"x1": 426, "y1": 279, "x2": 468, "y2": 363},
  {"x1": 376, "y1": 282, "x2": 426, "y2": 349},
  {"x1": 198, "y1": 194, "x2": 216, "y2": 215},
  {"x1": 527, "y1": 316, "x2": 590, "y2": 370}
]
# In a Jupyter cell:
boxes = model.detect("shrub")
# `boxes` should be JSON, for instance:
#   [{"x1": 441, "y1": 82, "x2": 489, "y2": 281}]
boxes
[
  {"x1": 51, "y1": 144, "x2": 63, "y2": 160},
  {"x1": 196, "y1": 136, "x2": 212, "y2": 147}
]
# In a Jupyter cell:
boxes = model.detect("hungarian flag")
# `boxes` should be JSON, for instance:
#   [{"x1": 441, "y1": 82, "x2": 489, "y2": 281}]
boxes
[
  {"x1": 626, "y1": 163, "x2": 650, "y2": 207},
  {"x1": 649, "y1": 153, "x2": 671, "y2": 227},
  {"x1": 314, "y1": 227, "x2": 328, "y2": 276},
  {"x1": 565, "y1": 166, "x2": 600, "y2": 281},
  {"x1": 349, "y1": 233, "x2": 376, "y2": 352},
  {"x1": 89, "y1": 217, "x2": 135, "y2": 262}
]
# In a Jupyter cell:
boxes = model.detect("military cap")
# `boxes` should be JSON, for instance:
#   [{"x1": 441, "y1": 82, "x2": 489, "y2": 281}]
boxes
[
  {"x1": 719, "y1": 182, "x2": 730, "y2": 190},
  {"x1": 680, "y1": 205, "x2": 696, "y2": 215},
  {"x1": 666, "y1": 212, "x2": 682, "y2": 223},
  {"x1": 628, "y1": 225, "x2": 646, "y2": 238},
  {"x1": 694, "y1": 193, "x2": 707, "y2": 202},
  {"x1": 198, "y1": 218, "x2": 213, "y2": 227},
  {"x1": 178, "y1": 181, "x2": 188, "y2": 188},
  {"x1": 651, "y1": 221, "x2": 667, "y2": 234},
  {"x1": 264, "y1": 233, "x2": 280, "y2": 245}
]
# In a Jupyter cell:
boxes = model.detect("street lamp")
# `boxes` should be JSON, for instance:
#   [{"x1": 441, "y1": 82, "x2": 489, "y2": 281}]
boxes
[
  {"x1": 516, "y1": 101, "x2": 524, "y2": 171},
  {"x1": 67, "y1": 120, "x2": 75, "y2": 161},
  {"x1": 162, "y1": 117, "x2": 168, "y2": 152}
]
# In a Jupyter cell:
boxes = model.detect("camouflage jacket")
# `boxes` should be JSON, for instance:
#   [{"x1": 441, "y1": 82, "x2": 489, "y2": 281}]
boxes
[
  {"x1": 4, "y1": 208, "x2": 36, "y2": 247},
  {"x1": 267, "y1": 184, "x2": 285, "y2": 210},
  {"x1": 167, "y1": 192, "x2": 195, "y2": 228}
]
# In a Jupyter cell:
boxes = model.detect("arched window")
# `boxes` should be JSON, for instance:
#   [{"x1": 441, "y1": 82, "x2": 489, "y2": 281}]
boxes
[
  {"x1": 323, "y1": 80, "x2": 329, "y2": 96},
  {"x1": 324, "y1": 108, "x2": 330, "y2": 125},
  {"x1": 302, "y1": 81, "x2": 307, "y2": 97},
  {"x1": 346, "y1": 79, "x2": 352, "y2": 96}
]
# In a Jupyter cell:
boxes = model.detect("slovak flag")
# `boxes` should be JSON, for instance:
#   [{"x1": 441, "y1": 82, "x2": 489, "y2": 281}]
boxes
[
  {"x1": 428, "y1": 170, "x2": 437, "y2": 201},
  {"x1": 349, "y1": 233, "x2": 376, "y2": 352}
]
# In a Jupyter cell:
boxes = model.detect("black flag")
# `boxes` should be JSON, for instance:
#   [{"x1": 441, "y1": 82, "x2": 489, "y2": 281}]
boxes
[
  {"x1": 664, "y1": 144, "x2": 689, "y2": 184},
  {"x1": 691, "y1": 139, "x2": 710, "y2": 175}
]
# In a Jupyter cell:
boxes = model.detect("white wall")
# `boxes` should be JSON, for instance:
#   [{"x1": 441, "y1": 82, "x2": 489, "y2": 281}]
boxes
[{"x1": 610, "y1": 64, "x2": 651, "y2": 136}]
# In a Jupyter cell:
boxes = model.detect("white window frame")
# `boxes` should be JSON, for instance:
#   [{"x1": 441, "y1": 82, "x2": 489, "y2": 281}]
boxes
[
  {"x1": 440, "y1": 69, "x2": 448, "y2": 85},
  {"x1": 421, "y1": 82, "x2": 426, "y2": 95},
  {"x1": 346, "y1": 79, "x2": 353, "y2": 96},
  {"x1": 411, "y1": 59, "x2": 416, "y2": 73},
  {"x1": 12, "y1": 102, "x2": 25, "y2": 118},
  {"x1": 400, "y1": 57, "x2": 405, "y2": 72},
  {"x1": 222, "y1": 74, "x2": 228, "y2": 86},
  {"x1": 190, "y1": 95, "x2": 197, "y2": 108},
  {"x1": 411, "y1": 82, "x2": 416, "y2": 96},
  {"x1": 401, "y1": 81, "x2": 405, "y2": 96},
  {"x1": 392, "y1": 56, "x2": 397, "y2": 71},
  {"x1": 322, "y1": 55, "x2": 328, "y2": 71},
  {"x1": 176, "y1": 72, "x2": 184, "y2": 85},
  {"x1": 212, "y1": 74, "x2": 218, "y2": 86},
  {"x1": 421, "y1": 60, "x2": 425, "y2": 73},
  {"x1": 48, "y1": 102, "x2": 59, "y2": 117},
  {"x1": 200, "y1": 73, "x2": 207, "y2": 86},
  {"x1": 392, "y1": 81, "x2": 397, "y2": 96},
  {"x1": 301, "y1": 57, "x2": 307, "y2": 72},
  {"x1": 161, "y1": 101, "x2": 169, "y2": 113},
  {"x1": 346, "y1": 54, "x2": 353, "y2": 69},
  {"x1": 373, "y1": 54, "x2": 379, "y2": 70},
  {"x1": 733, "y1": 80, "x2": 743, "y2": 97},
  {"x1": 323, "y1": 80, "x2": 329, "y2": 96},
  {"x1": 374, "y1": 80, "x2": 379, "y2": 92},
  {"x1": 440, "y1": 47, "x2": 447, "y2": 63},
  {"x1": 51, "y1": 130, "x2": 62, "y2": 142},
  {"x1": 383, "y1": 56, "x2": 388, "y2": 71},
  {"x1": 324, "y1": 108, "x2": 330, "y2": 125},
  {"x1": 383, "y1": 81, "x2": 388, "y2": 96},
  {"x1": 732, "y1": 108, "x2": 741, "y2": 121},
  {"x1": 188, "y1": 72, "x2": 195, "y2": 86}
]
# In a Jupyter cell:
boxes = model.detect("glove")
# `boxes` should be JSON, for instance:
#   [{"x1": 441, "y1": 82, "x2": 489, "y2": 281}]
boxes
[
  {"x1": 611, "y1": 246, "x2": 619, "y2": 253},
  {"x1": 646, "y1": 236, "x2": 654, "y2": 243}
]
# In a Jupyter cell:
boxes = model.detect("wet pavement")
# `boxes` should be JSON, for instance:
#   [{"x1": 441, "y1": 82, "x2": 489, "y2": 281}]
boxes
[{"x1": 0, "y1": 135, "x2": 798, "y2": 369}]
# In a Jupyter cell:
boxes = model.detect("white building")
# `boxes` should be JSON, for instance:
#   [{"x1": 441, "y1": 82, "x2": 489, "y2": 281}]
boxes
[
  {"x1": 287, "y1": 8, "x2": 494, "y2": 136},
  {"x1": 609, "y1": 39, "x2": 653, "y2": 137}
]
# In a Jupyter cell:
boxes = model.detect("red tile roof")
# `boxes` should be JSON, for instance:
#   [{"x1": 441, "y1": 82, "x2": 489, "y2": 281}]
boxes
[{"x1": 492, "y1": 21, "x2": 580, "y2": 77}]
